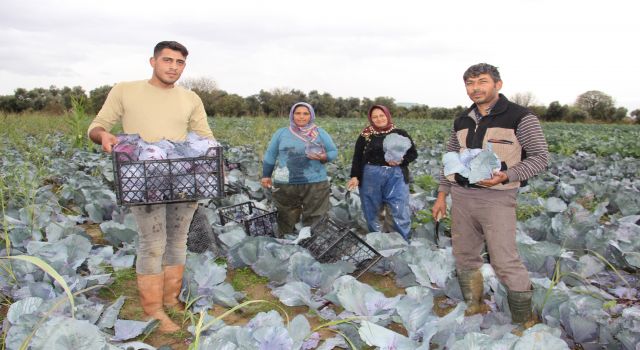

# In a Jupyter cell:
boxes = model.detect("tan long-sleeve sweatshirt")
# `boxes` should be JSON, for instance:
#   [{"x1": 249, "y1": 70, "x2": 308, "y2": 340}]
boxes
[{"x1": 88, "y1": 80, "x2": 214, "y2": 142}]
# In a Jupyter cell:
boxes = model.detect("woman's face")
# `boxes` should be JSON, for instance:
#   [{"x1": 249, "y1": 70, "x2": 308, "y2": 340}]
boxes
[
  {"x1": 370, "y1": 108, "x2": 388, "y2": 128},
  {"x1": 293, "y1": 106, "x2": 312, "y2": 127}
]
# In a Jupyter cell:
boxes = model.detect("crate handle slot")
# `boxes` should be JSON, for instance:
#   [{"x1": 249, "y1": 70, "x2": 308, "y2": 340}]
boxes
[{"x1": 205, "y1": 147, "x2": 218, "y2": 157}]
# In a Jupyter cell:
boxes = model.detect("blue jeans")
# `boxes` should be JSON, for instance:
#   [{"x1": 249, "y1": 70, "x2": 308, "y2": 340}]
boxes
[{"x1": 360, "y1": 164, "x2": 411, "y2": 240}]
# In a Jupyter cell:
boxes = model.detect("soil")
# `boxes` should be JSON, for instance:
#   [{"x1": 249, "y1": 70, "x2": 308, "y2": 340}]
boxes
[
  {"x1": 0, "y1": 302, "x2": 8, "y2": 326},
  {"x1": 358, "y1": 272, "x2": 406, "y2": 297},
  {"x1": 80, "y1": 222, "x2": 109, "y2": 245}
]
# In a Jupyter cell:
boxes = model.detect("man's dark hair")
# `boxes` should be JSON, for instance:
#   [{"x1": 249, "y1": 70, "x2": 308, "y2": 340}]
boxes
[
  {"x1": 463, "y1": 63, "x2": 501, "y2": 83},
  {"x1": 153, "y1": 41, "x2": 189, "y2": 58}
]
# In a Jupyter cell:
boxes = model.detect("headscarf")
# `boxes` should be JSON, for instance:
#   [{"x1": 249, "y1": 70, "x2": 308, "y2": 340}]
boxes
[
  {"x1": 289, "y1": 102, "x2": 319, "y2": 142},
  {"x1": 360, "y1": 104, "x2": 395, "y2": 138}
]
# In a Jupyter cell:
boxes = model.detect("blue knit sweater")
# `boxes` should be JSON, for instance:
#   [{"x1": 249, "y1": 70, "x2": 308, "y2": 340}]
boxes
[{"x1": 262, "y1": 127, "x2": 337, "y2": 184}]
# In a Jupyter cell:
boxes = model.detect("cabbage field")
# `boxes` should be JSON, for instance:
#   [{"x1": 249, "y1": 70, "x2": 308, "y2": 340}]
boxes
[{"x1": 0, "y1": 115, "x2": 639, "y2": 350}]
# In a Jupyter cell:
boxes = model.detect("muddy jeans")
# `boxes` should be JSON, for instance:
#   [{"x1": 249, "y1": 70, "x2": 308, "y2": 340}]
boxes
[
  {"x1": 450, "y1": 186, "x2": 531, "y2": 292},
  {"x1": 272, "y1": 181, "x2": 331, "y2": 235},
  {"x1": 130, "y1": 202, "x2": 198, "y2": 274},
  {"x1": 360, "y1": 164, "x2": 411, "y2": 240}
]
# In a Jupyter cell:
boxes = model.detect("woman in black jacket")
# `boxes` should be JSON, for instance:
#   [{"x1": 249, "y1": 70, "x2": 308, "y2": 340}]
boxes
[{"x1": 347, "y1": 105, "x2": 417, "y2": 240}]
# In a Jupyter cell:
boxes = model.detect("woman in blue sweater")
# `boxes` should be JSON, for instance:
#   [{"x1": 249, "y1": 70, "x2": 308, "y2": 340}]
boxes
[{"x1": 261, "y1": 102, "x2": 338, "y2": 235}]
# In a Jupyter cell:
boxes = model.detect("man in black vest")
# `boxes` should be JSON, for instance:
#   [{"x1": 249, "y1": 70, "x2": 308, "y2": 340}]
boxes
[{"x1": 432, "y1": 63, "x2": 549, "y2": 331}]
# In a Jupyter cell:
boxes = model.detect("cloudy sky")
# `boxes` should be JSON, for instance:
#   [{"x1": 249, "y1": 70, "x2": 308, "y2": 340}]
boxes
[{"x1": 1, "y1": 0, "x2": 638, "y2": 111}]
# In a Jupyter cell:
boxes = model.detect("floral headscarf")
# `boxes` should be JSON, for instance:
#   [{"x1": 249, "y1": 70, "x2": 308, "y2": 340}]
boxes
[
  {"x1": 360, "y1": 104, "x2": 395, "y2": 138},
  {"x1": 289, "y1": 102, "x2": 319, "y2": 142}
]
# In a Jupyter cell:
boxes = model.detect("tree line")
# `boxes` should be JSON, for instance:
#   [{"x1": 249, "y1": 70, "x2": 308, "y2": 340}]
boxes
[{"x1": 1, "y1": 78, "x2": 637, "y2": 123}]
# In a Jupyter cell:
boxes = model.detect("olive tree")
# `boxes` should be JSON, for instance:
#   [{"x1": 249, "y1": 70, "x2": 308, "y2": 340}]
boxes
[
  {"x1": 574, "y1": 90, "x2": 615, "y2": 121},
  {"x1": 631, "y1": 109, "x2": 640, "y2": 124}
]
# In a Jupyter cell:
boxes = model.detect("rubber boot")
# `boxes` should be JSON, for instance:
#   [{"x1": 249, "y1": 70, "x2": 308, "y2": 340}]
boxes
[
  {"x1": 507, "y1": 289, "x2": 537, "y2": 335},
  {"x1": 137, "y1": 273, "x2": 181, "y2": 333},
  {"x1": 458, "y1": 269, "x2": 490, "y2": 316},
  {"x1": 163, "y1": 265, "x2": 186, "y2": 311}
]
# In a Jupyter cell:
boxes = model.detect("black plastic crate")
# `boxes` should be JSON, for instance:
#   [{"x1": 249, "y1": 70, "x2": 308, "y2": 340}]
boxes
[
  {"x1": 218, "y1": 201, "x2": 278, "y2": 237},
  {"x1": 299, "y1": 217, "x2": 382, "y2": 278},
  {"x1": 112, "y1": 147, "x2": 224, "y2": 206},
  {"x1": 187, "y1": 206, "x2": 213, "y2": 254}
]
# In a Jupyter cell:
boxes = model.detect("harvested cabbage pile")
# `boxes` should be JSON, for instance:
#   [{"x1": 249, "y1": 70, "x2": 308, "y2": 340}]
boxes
[
  {"x1": 113, "y1": 132, "x2": 222, "y2": 203},
  {"x1": 113, "y1": 132, "x2": 220, "y2": 161}
]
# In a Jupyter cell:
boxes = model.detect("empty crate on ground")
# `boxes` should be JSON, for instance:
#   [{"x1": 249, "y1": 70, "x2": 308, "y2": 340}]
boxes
[
  {"x1": 218, "y1": 201, "x2": 278, "y2": 237},
  {"x1": 299, "y1": 216, "x2": 382, "y2": 278},
  {"x1": 187, "y1": 206, "x2": 213, "y2": 253}
]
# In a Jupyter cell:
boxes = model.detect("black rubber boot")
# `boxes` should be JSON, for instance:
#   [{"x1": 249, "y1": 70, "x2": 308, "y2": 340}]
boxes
[
  {"x1": 458, "y1": 269, "x2": 489, "y2": 316},
  {"x1": 507, "y1": 289, "x2": 537, "y2": 335}
]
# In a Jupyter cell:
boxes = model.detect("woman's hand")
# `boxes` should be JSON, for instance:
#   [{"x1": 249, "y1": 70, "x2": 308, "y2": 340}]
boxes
[
  {"x1": 347, "y1": 177, "x2": 359, "y2": 191},
  {"x1": 261, "y1": 177, "x2": 272, "y2": 188},
  {"x1": 387, "y1": 157, "x2": 403, "y2": 166},
  {"x1": 307, "y1": 152, "x2": 327, "y2": 162}
]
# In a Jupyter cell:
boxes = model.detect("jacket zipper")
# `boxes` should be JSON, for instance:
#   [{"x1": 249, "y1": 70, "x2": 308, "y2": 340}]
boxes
[{"x1": 471, "y1": 114, "x2": 487, "y2": 147}]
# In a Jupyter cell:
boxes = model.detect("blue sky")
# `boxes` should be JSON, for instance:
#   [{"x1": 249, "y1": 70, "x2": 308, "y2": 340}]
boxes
[{"x1": 1, "y1": 0, "x2": 638, "y2": 111}]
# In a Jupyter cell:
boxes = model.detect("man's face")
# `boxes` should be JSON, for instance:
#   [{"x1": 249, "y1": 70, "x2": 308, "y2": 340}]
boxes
[
  {"x1": 465, "y1": 73, "x2": 502, "y2": 105},
  {"x1": 150, "y1": 48, "x2": 186, "y2": 87}
]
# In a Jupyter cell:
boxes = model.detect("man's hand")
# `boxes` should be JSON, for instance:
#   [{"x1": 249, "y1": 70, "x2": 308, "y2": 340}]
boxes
[
  {"x1": 261, "y1": 177, "x2": 272, "y2": 188},
  {"x1": 432, "y1": 191, "x2": 447, "y2": 221},
  {"x1": 89, "y1": 127, "x2": 118, "y2": 153},
  {"x1": 347, "y1": 177, "x2": 359, "y2": 191},
  {"x1": 387, "y1": 160, "x2": 402, "y2": 166},
  {"x1": 100, "y1": 132, "x2": 118, "y2": 153},
  {"x1": 476, "y1": 171, "x2": 508, "y2": 187}
]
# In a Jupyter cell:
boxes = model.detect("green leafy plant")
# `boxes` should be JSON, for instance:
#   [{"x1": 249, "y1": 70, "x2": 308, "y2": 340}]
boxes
[
  {"x1": 0, "y1": 183, "x2": 16, "y2": 280},
  {"x1": 575, "y1": 195, "x2": 598, "y2": 212},
  {"x1": 411, "y1": 209, "x2": 432, "y2": 229},
  {"x1": 214, "y1": 257, "x2": 228, "y2": 265},
  {"x1": 413, "y1": 174, "x2": 438, "y2": 192},
  {"x1": 97, "y1": 267, "x2": 137, "y2": 299},
  {"x1": 231, "y1": 267, "x2": 269, "y2": 290},
  {"x1": 65, "y1": 96, "x2": 93, "y2": 150},
  {"x1": 516, "y1": 204, "x2": 544, "y2": 221},
  {"x1": 602, "y1": 300, "x2": 617, "y2": 310}
]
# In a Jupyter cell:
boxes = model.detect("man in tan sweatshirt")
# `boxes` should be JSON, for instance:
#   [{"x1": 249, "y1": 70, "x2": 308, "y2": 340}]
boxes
[{"x1": 88, "y1": 41, "x2": 214, "y2": 333}]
